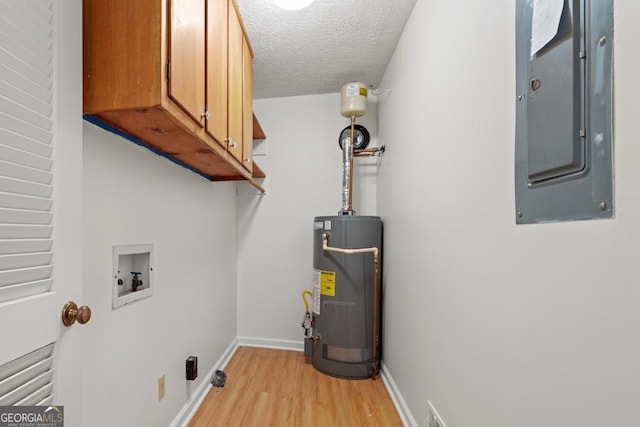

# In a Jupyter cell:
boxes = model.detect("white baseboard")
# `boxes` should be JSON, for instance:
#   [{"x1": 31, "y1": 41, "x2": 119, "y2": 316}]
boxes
[
  {"x1": 381, "y1": 363, "x2": 418, "y2": 427},
  {"x1": 236, "y1": 336, "x2": 303, "y2": 351},
  {"x1": 170, "y1": 337, "x2": 239, "y2": 427}
]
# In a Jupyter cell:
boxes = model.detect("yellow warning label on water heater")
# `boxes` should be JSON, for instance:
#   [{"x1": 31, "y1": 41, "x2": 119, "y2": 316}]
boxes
[
  {"x1": 359, "y1": 87, "x2": 368, "y2": 97},
  {"x1": 320, "y1": 270, "x2": 336, "y2": 296}
]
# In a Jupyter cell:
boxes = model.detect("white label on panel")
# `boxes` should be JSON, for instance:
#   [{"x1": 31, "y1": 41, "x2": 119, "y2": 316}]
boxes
[
  {"x1": 313, "y1": 221, "x2": 323, "y2": 230},
  {"x1": 531, "y1": 0, "x2": 564, "y2": 57},
  {"x1": 324, "y1": 221, "x2": 331, "y2": 230}
]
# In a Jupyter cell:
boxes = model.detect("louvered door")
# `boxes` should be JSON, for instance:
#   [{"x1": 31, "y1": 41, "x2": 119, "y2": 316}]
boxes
[
  {"x1": 0, "y1": 344, "x2": 54, "y2": 406},
  {"x1": 0, "y1": 0, "x2": 84, "y2": 420}
]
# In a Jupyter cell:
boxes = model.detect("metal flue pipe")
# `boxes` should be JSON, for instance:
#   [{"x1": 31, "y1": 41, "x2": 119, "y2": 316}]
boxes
[{"x1": 341, "y1": 116, "x2": 356, "y2": 214}]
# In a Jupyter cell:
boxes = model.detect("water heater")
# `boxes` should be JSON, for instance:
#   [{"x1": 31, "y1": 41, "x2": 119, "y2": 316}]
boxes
[
  {"x1": 311, "y1": 216, "x2": 382, "y2": 379},
  {"x1": 303, "y1": 81, "x2": 383, "y2": 380}
]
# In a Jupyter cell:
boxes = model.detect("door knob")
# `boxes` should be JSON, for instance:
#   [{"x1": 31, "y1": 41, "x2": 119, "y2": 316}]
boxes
[{"x1": 61, "y1": 301, "x2": 92, "y2": 327}]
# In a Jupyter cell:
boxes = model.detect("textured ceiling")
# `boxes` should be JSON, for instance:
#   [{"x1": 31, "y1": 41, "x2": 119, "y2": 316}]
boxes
[{"x1": 236, "y1": 0, "x2": 417, "y2": 99}]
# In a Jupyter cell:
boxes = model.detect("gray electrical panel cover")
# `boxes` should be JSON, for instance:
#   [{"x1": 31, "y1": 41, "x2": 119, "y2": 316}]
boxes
[{"x1": 515, "y1": 0, "x2": 613, "y2": 224}]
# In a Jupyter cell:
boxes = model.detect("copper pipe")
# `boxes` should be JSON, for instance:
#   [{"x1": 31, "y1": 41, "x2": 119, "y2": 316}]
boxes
[
  {"x1": 348, "y1": 117, "x2": 355, "y2": 212},
  {"x1": 354, "y1": 145, "x2": 385, "y2": 157},
  {"x1": 354, "y1": 152, "x2": 382, "y2": 158},
  {"x1": 355, "y1": 146, "x2": 384, "y2": 153},
  {"x1": 371, "y1": 254, "x2": 379, "y2": 380}
]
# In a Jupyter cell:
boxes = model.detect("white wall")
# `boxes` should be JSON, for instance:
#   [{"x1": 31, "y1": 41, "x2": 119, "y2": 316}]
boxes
[
  {"x1": 52, "y1": 1, "x2": 84, "y2": 425},
  {"x1": 82, "y1": 124, "x2": 238, "y2": 427},
  {"x1": 378, "y1": 1, "x2": 640, "y2": 426},
  {"x1": 237, "y1": 93, "x2": 378, "y2": 343}
]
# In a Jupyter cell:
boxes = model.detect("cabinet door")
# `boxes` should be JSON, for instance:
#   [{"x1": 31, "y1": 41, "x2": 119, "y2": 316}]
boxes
[
  {"x1": 227, "y1": 0, "x2": 243, "y2": 162},
  {"x1": 206, "y1": 0, "x2": 228, "y2": 146},
  {"x1": 242, "y1": 37, "x2": 253, "y2": 172},
  {"x1": 168, "y1": 0, "x2": 205, "y2": 126}
]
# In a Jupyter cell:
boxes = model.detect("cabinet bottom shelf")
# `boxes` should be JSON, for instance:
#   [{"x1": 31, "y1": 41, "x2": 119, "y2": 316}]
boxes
[{"x1": 84, "y1": 106, "x2": 264, "y2": 191}]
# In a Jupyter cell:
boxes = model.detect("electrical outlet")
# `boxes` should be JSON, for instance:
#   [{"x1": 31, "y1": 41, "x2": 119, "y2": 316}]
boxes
[
  {"x1": 158, "y1": 375, "x2": 166, "y2": 401},
  {"x1": 427, "y1": 400, "x2": 447, "y2": 427}
]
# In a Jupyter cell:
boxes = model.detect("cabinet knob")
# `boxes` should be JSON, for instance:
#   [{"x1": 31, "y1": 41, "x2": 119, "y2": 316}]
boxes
[
  {"x1": 227, "y1": 138, "x2": 238, "y2": 149},
  {"x1": 244, "y1": 157, "x2": 250, "y2": 163},
  {"x1": 200, "y1": 111, "x2": 210, "y2": 121}
]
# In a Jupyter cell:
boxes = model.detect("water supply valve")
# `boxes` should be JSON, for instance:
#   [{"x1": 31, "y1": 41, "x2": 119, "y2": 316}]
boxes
[
  {"x1": 302, "y1": 312, "x2": 314, "y2": 358},
  {"x1": 131, "y1": 271, "x2": 143, "y2": 292},
  {"x1": 301, "y1": 290, "x2": 314, "y2": 357},
  {"x1": 302, "y1": 311, "x2": 313, "y2": 339}
]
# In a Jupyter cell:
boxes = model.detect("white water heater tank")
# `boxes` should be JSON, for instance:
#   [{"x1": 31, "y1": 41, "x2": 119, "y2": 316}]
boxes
[{"x1": 340, "y1": 82, "x2": 368, "y2": 118}]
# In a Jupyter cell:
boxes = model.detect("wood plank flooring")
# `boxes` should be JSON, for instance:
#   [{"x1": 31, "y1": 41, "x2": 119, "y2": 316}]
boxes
[{"x1": 188, "y1": 346, "x2": 403, "y2": 426}]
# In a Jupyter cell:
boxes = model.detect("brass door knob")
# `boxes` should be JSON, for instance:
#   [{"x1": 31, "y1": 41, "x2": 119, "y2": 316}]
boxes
[{"x1": 61, "y1": 301, "x2": 92, "y2": 327}]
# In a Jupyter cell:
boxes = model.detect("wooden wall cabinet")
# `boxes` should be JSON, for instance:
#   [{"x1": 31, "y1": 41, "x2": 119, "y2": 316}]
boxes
[
  {"x1": 242, "y1": 36, "x2": 254, "y2": 173},
  {"x1": 168, "y1": 0, "x2": 206, "y2": 128},
  {"x1": 83, "y1": 0, "x2": 264, "y2": 188},
  {"x1": 206, "y1": 0, "x2": 229, "y2": 150},
  {"x1": 208, "y1": 0, "x2": 254, "y2": 173}
]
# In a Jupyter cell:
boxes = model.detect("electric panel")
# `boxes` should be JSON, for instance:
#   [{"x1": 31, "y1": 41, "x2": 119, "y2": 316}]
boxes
[{"x1": 515, "y1": 0, "x2": 613, "y2": 224}]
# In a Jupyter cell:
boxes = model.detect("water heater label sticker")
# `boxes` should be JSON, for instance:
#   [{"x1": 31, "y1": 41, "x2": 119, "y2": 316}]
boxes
[
  {"x1": 313, "y1": 221, "x2": 323, "y2": 230},
  {"x1": 320, "y1": 271, "x2": 336, "y2": 297},
  {"x1": 346, "y1": 84, "x2": 358, "y2": 96},
  {"x1": 312, "y1": 270, "x2": 321, "y2": 314},
  {"x1": 324, "y1": 221, "x2": 331, "y2": 230}
]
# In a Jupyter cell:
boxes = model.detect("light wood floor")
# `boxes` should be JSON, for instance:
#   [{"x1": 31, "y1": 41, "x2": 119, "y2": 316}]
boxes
[{"x1": 188, "y1": 346, "x2": 403, "y2": 426}]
